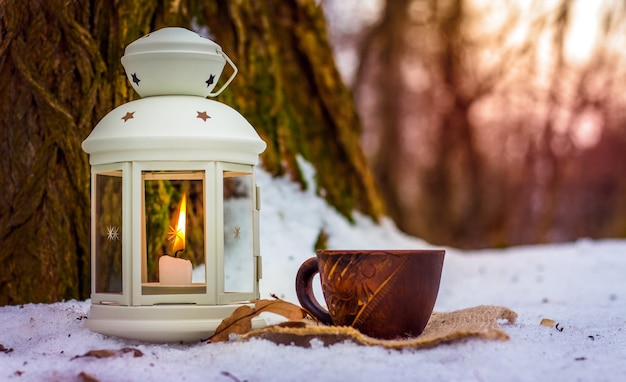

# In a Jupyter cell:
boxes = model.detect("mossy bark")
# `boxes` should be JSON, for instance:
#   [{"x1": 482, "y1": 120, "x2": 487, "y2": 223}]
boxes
[{"x1": 0, "y1": 0, "x2": 383, "y2": 305}]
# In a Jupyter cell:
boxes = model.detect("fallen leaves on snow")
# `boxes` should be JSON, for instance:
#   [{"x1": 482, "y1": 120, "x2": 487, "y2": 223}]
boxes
[
  {"x1": 0, "y1": 344, "x2": 14, "y2": 353},
  {"x1": 78, "y1": 371, "x2": 100, "y2": 382},
  {"x1": 208, "y1": 296, "x2": 309, "y2": 343},
  {"x1": 71, "y1": 347, "x2": 144, "y2": 360},
  {"x1": 540, "y1": 318, "x2": 564, "y2": 332}
]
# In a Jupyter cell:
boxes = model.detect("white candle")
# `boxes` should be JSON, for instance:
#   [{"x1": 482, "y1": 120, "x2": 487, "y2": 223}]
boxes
[{"x1": 159, "y1": 255, "x2": 192, "y2": 285}]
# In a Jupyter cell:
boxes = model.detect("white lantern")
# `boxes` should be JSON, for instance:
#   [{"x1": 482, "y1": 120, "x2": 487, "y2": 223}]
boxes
[{"x1": 82, "y1": 27, "x2": 267, "y2": 342}]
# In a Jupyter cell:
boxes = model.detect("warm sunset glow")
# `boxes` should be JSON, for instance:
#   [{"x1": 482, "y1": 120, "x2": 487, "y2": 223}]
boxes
[{"x1": 171, "y1": 193, "x2": 187, "y2": 254}]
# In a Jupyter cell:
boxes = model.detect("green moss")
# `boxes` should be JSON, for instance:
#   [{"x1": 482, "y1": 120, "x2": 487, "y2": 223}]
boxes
[{"x1": 314, "y1": 228, "x2": 329, "y2": 251}]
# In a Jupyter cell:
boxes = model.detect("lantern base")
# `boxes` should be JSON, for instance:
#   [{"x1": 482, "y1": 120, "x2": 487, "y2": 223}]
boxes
[{"x1": 85, "y1": 303, "x2": 266, "y2": 343}]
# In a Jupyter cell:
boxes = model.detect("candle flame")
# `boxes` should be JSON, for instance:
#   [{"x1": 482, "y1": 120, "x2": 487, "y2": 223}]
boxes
[{"x1": 171, "y1": 193, "x2": 187, "y2": 254}]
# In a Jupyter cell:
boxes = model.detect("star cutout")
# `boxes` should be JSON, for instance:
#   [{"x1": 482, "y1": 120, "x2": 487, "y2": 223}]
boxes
[
  {"x1": 197, "y1": 111, "x2": 211, "y2": 121},
  {"x1": 205, "y1": 74, "x2": 215, "y2": 87},
  {"x1": 122, "y1": 111, "x2": 135, "y2": 122},
  {"x1": 131, "y1": 73, "x2": 140, "y2": 85}
]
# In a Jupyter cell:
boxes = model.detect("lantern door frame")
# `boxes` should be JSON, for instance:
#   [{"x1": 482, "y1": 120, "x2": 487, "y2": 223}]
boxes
[
  {"x1": 216, "y1": 162, "x2": 261, "y2": 305},
  {"x1": 90, "y1": 162, "x2": 132, "y2": 306},
  {"x1": 131, "y1": 161, "x2": 216, "y2": 306}
]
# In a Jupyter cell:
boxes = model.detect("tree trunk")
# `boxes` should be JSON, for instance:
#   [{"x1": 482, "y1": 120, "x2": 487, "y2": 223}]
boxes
[
  {"x1": 0, "y1": 0, "x2": 383, "y2": 305},
  {"x1": 353, "y1": 0, "x2": 485, "y2": 248},
  {"x1": 352, "y1": 0, "x2": 412, "y2": 228}
]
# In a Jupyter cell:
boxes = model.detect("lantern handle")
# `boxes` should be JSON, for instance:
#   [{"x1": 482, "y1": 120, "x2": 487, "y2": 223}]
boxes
[{"x1": 208, "y1": 50, "x2": 238, "y2": 97}]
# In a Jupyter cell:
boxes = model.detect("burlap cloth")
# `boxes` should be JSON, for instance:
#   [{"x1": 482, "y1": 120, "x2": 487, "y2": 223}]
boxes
[{"x1": 241, "y1": 305, "x2": 517, "y2": 349}]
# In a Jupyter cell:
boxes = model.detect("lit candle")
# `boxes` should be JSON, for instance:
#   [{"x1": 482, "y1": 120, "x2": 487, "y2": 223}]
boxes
[{"x1": 159, "y1": 194, "x2": 192, "y2": 285}]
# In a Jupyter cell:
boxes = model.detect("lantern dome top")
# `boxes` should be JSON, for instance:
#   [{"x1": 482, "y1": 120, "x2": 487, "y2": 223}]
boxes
[
  {"x1": 121, "y1": 27, "x2": 238, "y2": 97},
  {"x1": 124, "y1": 27, "x2": 222, "y2": 56},
  {"x1": 82, "y1": 95, "x2": 266, "y2": 165}
]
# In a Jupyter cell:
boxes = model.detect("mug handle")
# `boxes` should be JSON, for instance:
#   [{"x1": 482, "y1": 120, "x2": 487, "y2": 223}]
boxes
[
  {"x1": 208, "y1": 50, "x2": 238, "y2": 97},
  {"x1": 295, "y1": 257, "x2": 333, "y2": 325}
]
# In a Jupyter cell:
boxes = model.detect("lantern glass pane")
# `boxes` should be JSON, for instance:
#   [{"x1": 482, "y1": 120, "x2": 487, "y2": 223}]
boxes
[
  {"x1": 95, "y1": 171, "x2": 123, "y2": 294},
  {"x1": 142, "y1": 171, "x2": 206, "y2": 295},
  {"x1": 223, "y1": 171, "x2": 254, "y2": 293}
]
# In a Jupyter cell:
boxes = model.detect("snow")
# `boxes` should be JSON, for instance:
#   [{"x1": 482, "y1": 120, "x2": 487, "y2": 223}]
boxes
[{"x1": 1, "y1": 158, "x2": 625, "y2": 381}]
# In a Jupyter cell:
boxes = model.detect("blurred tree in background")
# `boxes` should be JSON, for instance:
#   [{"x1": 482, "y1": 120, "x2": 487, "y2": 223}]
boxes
[{"x1": 323, "y1": 0, "x2": 626, "y2": 248}]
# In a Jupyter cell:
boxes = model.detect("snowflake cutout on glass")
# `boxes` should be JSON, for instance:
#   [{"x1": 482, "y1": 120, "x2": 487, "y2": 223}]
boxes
[
  {"x1": 233, "y1": 225, "x2": 241, "y2": 241},
  {"x1": 168, "y1": 225, "x2": 184, "y2": 244},
  {"x1": 106, "y1": 226, "x2": 120, "y2": 241}
]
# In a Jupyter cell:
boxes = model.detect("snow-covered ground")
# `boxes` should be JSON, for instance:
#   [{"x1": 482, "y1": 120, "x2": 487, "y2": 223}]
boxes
[{"x1": 1, "y1": 159, "x2": 625, "y2": 381}]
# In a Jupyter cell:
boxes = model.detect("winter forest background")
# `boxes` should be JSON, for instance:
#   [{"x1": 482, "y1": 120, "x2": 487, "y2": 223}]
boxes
[{"x1": 323, "y1": 0, "x2": 626, "y2": 249}]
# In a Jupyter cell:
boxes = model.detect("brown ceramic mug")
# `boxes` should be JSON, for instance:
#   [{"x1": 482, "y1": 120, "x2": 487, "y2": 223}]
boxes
[{"x1": 295, "y1": 249, "x2": 445, "y2": 339}]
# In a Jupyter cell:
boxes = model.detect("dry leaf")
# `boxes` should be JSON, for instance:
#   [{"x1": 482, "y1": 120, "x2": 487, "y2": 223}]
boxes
[
  {"x1": 208, "y1": 297, "x2": 308, "y2": 343},
  {"x1": 72, "y1": 350, "x2": 116, "y2": 359},
  {"x1": 0, "y1": 344, "x2": 14, "y2": 354},
  {"x1": 540, "y1": 318, "x2": 555, "y2": 327},
  {"x1": 119, "y1": 347, "x2": 144, "y2": 357},
  {"x1": 252, "y1": 299, "x2": 309, "y2": 321},
  {"x1": 78, "y1": 371, "x2": 100, "y2": 382},
  {"x1": 72, "y1": 347, "x2": 143, "y2": 360}
]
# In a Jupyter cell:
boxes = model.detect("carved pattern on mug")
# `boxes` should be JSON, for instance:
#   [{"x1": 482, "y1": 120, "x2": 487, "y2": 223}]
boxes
[
  {"x1": 321, "y1": 252, "x2": 406, "y2": 326},
  {"x1": 354, "y1": 257, "x2": 408, "y2": 328}
]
